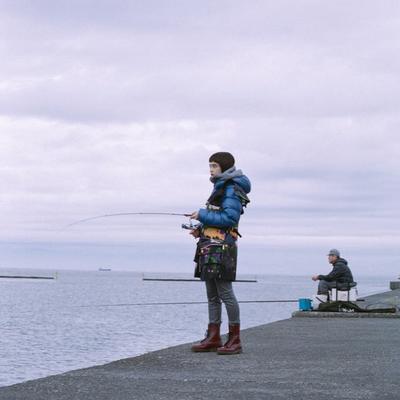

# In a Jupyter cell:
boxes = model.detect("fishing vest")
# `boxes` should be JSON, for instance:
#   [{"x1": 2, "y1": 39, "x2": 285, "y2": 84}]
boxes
[{"x1": 206, "y1": 179, "x2": 250, "y2": 212}]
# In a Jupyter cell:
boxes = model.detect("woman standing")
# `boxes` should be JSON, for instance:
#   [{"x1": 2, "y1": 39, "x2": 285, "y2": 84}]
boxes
[{"x1": 190, "y1": 152, "x2": 251, "y2": 355}]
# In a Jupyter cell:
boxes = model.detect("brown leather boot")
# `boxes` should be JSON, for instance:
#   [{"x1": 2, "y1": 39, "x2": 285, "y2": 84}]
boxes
[
  {"x1": 217, "y1": 324, "x2": 242, "y2": 355},
  {"x1": 191, "y1": 323, "x2": 222, "y2": 352}
]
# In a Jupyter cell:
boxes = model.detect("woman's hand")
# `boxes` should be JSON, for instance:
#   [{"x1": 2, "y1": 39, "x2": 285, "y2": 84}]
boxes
[
  {"x1": 190, "y1": 211, "x2": 199, "y2": 220},
  {"x1": 189, "y1": 229, "x2": 200, "y2": 238},
  {"x1": 311, "y1": 275, "x2": 319, "y2": 281}
]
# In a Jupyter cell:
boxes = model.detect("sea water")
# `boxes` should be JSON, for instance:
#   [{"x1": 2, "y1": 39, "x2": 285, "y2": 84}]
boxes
[{"x1": 0, "y1": 269, "x2": 391, "y2": 387}]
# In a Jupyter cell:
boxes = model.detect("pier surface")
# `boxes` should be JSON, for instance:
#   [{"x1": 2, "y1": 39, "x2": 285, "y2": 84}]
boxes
[{"x1": 1, "y1": 290, "x2": 399, "y2": 400}]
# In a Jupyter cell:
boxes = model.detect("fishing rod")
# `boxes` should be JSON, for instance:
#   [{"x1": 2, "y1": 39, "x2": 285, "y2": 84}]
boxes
[
  {"x1": 79, "y1": 299, "x2": 298, "y2": 308},
  {"x1": 142, "y1": 276, "x2": 257, "y2": 283},
  {"x1": 64, "y1": 212, "x2": 193, "y2": 229}
]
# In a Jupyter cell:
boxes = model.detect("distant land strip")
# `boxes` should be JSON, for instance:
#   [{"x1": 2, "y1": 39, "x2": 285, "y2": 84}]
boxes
[{"x1": 0, "y1": 275, "x2": 55, "y2": 280}]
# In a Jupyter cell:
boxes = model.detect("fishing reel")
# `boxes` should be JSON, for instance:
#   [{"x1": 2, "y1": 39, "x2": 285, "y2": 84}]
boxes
[{"x1": 181, "y1": 220, "x2": 201, "y2": 231}]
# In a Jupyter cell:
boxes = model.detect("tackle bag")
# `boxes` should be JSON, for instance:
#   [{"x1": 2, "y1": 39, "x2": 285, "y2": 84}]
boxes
[
  {"x1": 317, "y1": 301, "x2": 397, "y2": 313},
  {"x1": 194, "y1": 239, "x2": 237, "y2": 281}
]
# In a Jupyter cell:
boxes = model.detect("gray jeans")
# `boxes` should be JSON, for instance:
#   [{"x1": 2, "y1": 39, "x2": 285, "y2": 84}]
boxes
[
  {"x1": 205, "y1": 279, "x2": 240, "y2": 325},
  {"x1": 318, "y1": 280, "x2": 337, "y2": 295},
  {"x1": 318, "y1": 280, "x2": 355, "y2": 295}
]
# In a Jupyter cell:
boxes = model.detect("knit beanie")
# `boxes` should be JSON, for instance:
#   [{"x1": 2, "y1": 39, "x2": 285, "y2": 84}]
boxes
[{"x1": 209, "y1": 152, "x2": 235, "y2": 172}]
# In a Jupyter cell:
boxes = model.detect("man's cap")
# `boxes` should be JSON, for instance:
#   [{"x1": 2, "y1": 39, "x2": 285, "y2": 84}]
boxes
[{"x1": 327, "y1": 249, "x2": 340, "y2": 257}]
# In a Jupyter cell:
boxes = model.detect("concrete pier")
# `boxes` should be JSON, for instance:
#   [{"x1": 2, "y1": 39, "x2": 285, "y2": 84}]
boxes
[
  {"x1": 1, "y1": 290, "x2": 399, "y2": 400},
  {"x1": 390, "y1": 281, "x2": 400, "y2": 290}
]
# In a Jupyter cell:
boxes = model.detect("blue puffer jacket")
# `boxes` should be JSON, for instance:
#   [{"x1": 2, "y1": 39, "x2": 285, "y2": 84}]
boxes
[{"x1": 198, "y1": 167, "x2": 251, "y2": 228}]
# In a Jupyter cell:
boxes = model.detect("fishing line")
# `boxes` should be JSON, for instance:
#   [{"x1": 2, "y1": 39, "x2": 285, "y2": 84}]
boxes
[
  {"x1": 78, "y1": 299, "x2": 298, "y2": 308},
  {"x1": 64, "y1": 212, "x2": 191, "y2": 229}
]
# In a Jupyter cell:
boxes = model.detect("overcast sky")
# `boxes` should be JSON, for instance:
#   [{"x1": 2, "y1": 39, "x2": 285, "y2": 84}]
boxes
[{"x1": 0, "y1": 1, "x2": 399, "y2": 276}]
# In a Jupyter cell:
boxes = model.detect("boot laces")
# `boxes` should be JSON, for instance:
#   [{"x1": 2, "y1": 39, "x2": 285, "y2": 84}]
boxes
[{"x1": 200, "y1": 329, "x2": 209, "y2": 343}]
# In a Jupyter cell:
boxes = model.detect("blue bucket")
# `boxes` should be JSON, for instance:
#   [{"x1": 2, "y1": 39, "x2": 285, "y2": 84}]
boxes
[{"x1": 298, "y1": 298, "x2": 312, "y2": 311}]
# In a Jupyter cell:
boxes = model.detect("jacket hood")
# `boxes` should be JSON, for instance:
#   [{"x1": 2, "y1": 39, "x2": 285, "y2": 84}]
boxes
[
  {"x1": 211, "y1": 166, "x2": 251, "y2": 194},
  {"x1": 334, "y1": 258, "x2": 348, "y2": 266}
]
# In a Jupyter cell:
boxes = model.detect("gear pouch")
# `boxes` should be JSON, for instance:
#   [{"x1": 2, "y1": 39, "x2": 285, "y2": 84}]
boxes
[{"x1": 198, "y1": 241, "x2": 225, "y2": 280}]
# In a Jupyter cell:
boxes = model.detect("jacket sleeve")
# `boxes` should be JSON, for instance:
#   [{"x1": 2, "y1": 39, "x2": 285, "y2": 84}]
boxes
[
  {"x1": 318, "y1": 264, "x2": 346, "y2": 282},
  {"x1": 197, "y1": 184, "x2": 242, "y2": 228}
]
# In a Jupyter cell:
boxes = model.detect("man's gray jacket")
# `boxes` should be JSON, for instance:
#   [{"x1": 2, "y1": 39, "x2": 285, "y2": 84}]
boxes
[{"x1": 318, "y1": 258, "x2": 354, "y2": 283}]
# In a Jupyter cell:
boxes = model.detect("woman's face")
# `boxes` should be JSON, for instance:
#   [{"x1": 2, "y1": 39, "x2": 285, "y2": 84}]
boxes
[{"x1": 209, "y1": 162, "x2": 222, "y2": 177}]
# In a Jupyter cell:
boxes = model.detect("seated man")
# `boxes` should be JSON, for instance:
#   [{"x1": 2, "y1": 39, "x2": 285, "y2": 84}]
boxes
[{"x1": 312, "y1": 249, "x2": 355, "y2": 298}]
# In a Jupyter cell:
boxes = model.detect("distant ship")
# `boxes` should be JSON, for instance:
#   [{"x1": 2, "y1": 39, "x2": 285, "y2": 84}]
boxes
[{"x1": 98, "y1": 268, "x2": 112, "y2": 272}]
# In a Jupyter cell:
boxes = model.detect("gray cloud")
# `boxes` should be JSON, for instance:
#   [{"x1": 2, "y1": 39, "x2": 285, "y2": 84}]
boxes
[
  {"x1": 0, "y1": 1, "x2": 399, "y2": 275},
  {"x1": 1, "y1": 1, "x2": 400, "y2": 122}
]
